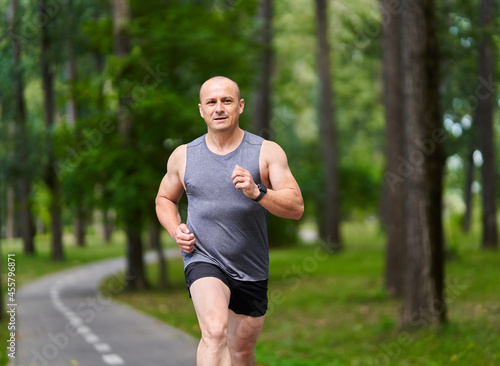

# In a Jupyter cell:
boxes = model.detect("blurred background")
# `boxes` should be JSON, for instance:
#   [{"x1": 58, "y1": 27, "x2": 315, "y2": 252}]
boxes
[{"x1": 0, "y1": 0, "x2": 499, "y2": 364}]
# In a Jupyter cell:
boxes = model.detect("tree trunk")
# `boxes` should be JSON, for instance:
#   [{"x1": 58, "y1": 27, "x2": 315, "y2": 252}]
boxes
[
  {"x1": 65, "y1": 57, "x2": 78, "y2": 126},
  {"x1": 9, "y1": 0, "x2": 36, "y2": 253},
  {"x1": 6, "y1": 186, "x2": 15, "y2": 239},
  {"x1": 102, "y1": 209, "x2": 114, "y2": 243},
  {"x1": 462, "y1": 150, "x2": 474, "y2": 232},
  {"x1": 74, "y1": 208, "x2": 86, "y2": 247},
  {"x1": 66, "y1": 44, "x2": 87, "y2": 247},
  {"x1": 19, "y1": 179, "x2": 36, "y2": 254},
  {"x1": 477, "y1": 0, "x2": 498, "y2": 250},
  {"x1": 125, "y1": 212, "x2": 148, "y2": 291},
  {"x1": 314, "y1": 0, "x2": 342, "y2": 251},
  {"x1": 149, "y1": 223, "x2": 168, "y2": 289},
  {"x1": 381, "y1": 0, "x2": 406, "y2": 298},
  {"x1": 113, "y1": 0, "x2": 148, "y2": 289},
  {"x1": 253, "y1": 0, "x2": 273, "y2": 140},
  {"x1": 400, "y1": 0, "x2": 446, "y2": 327},
  {"x1": 40, "y1": 0, "x2": 63, "y2": 260}
]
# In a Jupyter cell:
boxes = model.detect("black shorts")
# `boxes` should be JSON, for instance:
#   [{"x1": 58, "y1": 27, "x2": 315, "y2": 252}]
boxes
[{"x1": 184, "y1": 262, "x2": 268, "y2": 317}]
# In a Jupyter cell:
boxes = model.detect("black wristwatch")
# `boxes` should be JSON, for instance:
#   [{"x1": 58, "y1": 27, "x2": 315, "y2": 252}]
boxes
[{"x1": 253, "y1": 183, "x2": 267, "y2": 202}]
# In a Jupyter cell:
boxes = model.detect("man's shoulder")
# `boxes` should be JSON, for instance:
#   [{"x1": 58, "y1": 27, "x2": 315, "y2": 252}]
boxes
[
  {"x1": 261, "y1": 139, "x2": 283, "y2": 152},
  {"x1": 261, "y1": 140, "x2": 287, "y2": 163},
  {"x1": 243, "y1": 130, "x2": 265, "y2": 145},
  {"x1": 167, "y1": 144, "x2": 187, "y2": 168}
]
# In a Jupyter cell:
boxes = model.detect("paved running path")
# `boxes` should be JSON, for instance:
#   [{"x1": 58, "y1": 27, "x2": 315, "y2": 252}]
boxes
[{"x1": 11, "y1": 250, "x2": 197, "y2": 366}]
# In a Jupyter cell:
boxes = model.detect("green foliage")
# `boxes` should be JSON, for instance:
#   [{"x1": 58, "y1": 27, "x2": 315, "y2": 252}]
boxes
[
  {"x1": 106, "y1": 221, "x2": 500, "y2": 365},
  {"x1": 272, "y1": 0, "x2": 385, "y2": 223},
  {"x1": 1, "y1": 0, "x2": 497, "y2": 250}
]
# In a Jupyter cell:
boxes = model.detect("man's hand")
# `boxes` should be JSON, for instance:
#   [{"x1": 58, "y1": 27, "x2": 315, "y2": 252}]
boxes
[
  {"x1": 232, "y1": 165, "x2": 260, "y2": 199},
  {"x1": 174, "y1": 224, "x2": 195, "y2": 253}
]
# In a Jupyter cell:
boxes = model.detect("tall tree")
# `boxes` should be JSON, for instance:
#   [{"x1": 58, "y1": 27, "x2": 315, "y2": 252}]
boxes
[
  {"x1": 400, "y1": 0, "x2": 446, "y2": 326},
  {"x1": 381, "y1": 0, "x2": 405, "y2": 298},
  {"x1": 9, "y1": 0, "x2": 36, "y2": 254},
  {"x1": 477, "y1": 0, "x2": 498, "y2": 249},
  {"x1": 314, "y1": 0, "x2": 341, "y2": 250},
  {"x1": 40, "y1": 0, "x2": 64, "y2": 260},
  {"x1": 64, "y1": 1, "x2": 88, "y2": 247},
  {"x1": 112, "y1": 0, "x2": 148, "y2": 290},
  {"x1": 253, "y1": 0, "x2": 273, "y2": 139}
]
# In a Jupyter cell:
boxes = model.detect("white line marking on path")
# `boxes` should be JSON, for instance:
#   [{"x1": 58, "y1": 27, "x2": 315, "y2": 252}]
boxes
[
  {"x1": 49, "y1": 277, "x2": 126, "y2": 364},
  {"x1": 102, "y1": 353, "x2": 125, "y2": 365},
  {"x1": 95, "y1": 343, "x2": 112, "y2": 352},
  {"x1": 76, "y1": 325, "x2": 91, "y2": 334},
  {"x1": 84, "y1": 332, "x2": 100, "y2": 343}
]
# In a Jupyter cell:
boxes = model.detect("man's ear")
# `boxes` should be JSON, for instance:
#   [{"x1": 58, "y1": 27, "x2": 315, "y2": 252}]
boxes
[
  {"x1": 239, "y1": 99, "x2": 245, "y2": 114},
  {"x1": 198, "y1": 103, "x2": 204, "y2": 118}
]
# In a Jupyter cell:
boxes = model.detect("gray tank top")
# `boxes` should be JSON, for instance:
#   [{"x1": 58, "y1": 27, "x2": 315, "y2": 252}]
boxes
[{"x1": 182, "y1": 131, "x2": 269, "y2": 281}]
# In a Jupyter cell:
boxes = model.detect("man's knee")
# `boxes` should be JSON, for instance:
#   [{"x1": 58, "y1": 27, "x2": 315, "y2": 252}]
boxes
[
  {"x1": 228, "y1": 332, "x2": 257, "y2": 360},
  {"x1": 229, "y1": 345, "x2": 255, "y2": 363},
  {"x1": 201, "y1": 320, "x2": 228, "y2": 346}
]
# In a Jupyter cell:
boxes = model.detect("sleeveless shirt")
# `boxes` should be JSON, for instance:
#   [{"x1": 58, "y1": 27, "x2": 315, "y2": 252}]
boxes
[{"x1": 182, "y1": 131, "x2": 269, "y2": 281}]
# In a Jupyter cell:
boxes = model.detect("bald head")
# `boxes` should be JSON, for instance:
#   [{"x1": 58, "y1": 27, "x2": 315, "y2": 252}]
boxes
[{"x1": 199, "y1": 76, "x2": 241, "y2": 103}]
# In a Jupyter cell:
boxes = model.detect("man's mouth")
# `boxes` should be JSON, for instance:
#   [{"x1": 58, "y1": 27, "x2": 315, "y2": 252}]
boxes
[{"x1": 214, "y1": 116, "x2": 228, "y2": 121}]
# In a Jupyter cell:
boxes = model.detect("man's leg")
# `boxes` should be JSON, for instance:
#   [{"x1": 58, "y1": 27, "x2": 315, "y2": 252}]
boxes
[
  {"x1": 227, "y1": 310, "x2": 265, "y2": 366},
  {"x1": 190, "y1": 277, "x2": 232, "y2": 366}
]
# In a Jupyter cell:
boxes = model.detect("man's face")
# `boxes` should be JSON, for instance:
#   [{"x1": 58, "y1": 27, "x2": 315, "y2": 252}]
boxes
[{"x1": 198, "y1": 79, "x2": 244, "y2": 133}]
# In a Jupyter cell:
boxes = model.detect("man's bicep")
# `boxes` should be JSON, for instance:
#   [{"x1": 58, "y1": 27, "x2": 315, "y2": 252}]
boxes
[
  {"x1": 266, "y1": 142, "x2": 300, "y2": 191},
  {"x1": 157, "y1": 146, "x2": 186, "y2": 204},
  {"x1": 158, "y1": 171, "x2": 184, "y2": 204}
]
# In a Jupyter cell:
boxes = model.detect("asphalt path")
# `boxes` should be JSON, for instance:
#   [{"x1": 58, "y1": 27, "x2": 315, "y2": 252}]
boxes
[{"x1": 11, "y1": 250, "x2": 198, "y2": 366}]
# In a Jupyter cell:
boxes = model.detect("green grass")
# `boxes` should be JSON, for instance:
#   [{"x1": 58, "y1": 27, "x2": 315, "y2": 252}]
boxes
[
  {"x1": 2, "y1": 221, "x2": 499, "y2": 365},
  {"x1": 103, "y1": 220, "x2": 500, "y2": 366}
]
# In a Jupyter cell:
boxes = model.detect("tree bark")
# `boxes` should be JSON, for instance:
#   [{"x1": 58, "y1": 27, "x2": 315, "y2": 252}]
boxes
[
  {"x1": 9, "y1": 0, "x2": 36, "y2": 254},
  {"x1": 462, "y1": 150, "x2": 474, "y2": 233},
  {"x1": 314, "y1": 0, "x2": 342, "y2": 251},
  {"x1": 6, "y1": 186, "x2": 15, "y2": 239},
  {"x1": 125, "y1": 211, "x2": 148, "y2": 291},
  {"x1": 149, "y1": 223, "x2": 168, "y2": 289},
  {"x1": 112, "y1": 0, "x2": 148, "y2": 289},
  {"x1": 65, "y1": 42, "x2": 87, "y2": 247},
  {"x1": 74, "y1": 208, "x2": 86, "y2": 247},
  {"x1": 253, "y1": 0, "x2": 273, "y2": 140},
  {"x1": 400, "y1": 0, "x2": 446, "y2": 327},
  {"x1": 40, "y1": 0, "x2": 63, "y2": 260},
  {"x1": 381, "y1": 0, "x2": 405, "y2": 298},
  {"x1": 102, "y1": 209, "x2": 114, "y2": 243},
  {"x1": 477, "y1": 0, "x2": 498, "y2": 249}
]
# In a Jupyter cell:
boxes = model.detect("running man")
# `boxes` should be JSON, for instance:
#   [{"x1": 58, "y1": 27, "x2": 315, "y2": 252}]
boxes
[{"x1": 155, "y1": 76, "x2": 304, "y2": 366}]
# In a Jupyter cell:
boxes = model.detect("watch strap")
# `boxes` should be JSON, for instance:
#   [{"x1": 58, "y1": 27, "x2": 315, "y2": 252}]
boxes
[{"x1": 253, "y1": 183, "x2": 267, "y2": 202}]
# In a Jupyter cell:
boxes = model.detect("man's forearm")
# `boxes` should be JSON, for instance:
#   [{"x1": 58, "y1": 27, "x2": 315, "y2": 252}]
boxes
[
  {"x1": 155, "y1": 197, "x2": 182, "y2": 238},
  {"x1": 258, "y1": 188, "x2": 304, "y2": 220}
]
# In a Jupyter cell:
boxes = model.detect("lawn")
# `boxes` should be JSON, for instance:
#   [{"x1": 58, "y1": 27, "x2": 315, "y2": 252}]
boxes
[
  {"x1": 103, "y1": 220, "x2": 500, "y2": 366},
  {"x1": 2, "y1": 221, "x2": 499, "y2": 366}
]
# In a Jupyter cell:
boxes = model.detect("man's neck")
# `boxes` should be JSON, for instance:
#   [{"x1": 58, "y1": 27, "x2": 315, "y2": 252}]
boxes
[{"x1": 205, "y1": 127, "x2": 245, "y2": 155}]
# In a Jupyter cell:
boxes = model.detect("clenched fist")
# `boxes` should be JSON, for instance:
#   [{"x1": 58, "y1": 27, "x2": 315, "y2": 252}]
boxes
[
  {"x1": 231, "y1": 165, "x2": 260, "y2": 199},
  {"x1": 174, "y1": 223, "x2": 195, "y2": 253}
]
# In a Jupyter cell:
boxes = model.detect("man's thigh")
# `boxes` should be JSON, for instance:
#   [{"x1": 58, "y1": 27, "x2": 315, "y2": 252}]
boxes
[
  {"x1": 190, "y1": 277, "x2": 231, "y2": 329},
  {"x1": 227, "y1": 310, "x2": 265, "y2": 351}
]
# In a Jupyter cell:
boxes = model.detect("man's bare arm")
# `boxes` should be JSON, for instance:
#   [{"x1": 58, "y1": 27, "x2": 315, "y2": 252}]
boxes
[
  {"x1": 155, "y1": 145, "x2": 195, "y2": 253},
  {"x1": 232, "y1": 141, "x2": 304, "y2": 220}
]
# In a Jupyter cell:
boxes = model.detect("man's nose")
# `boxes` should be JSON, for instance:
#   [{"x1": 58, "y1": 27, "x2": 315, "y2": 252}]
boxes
[{"x1": 215, "y1": 100, "x2": 224, "y2": 112}]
